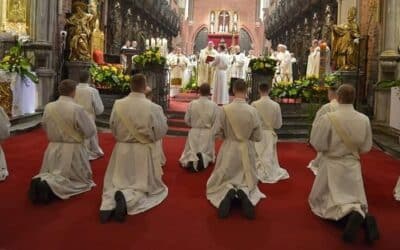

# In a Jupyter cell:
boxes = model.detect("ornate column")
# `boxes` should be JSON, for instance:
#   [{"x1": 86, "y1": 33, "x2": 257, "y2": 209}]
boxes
[
  {"x1": 379, "y1": 0, "x2": 400, "y2": 81},
  {"x1": 27, "y1": 0, "x2": 57, "y2": 109}
]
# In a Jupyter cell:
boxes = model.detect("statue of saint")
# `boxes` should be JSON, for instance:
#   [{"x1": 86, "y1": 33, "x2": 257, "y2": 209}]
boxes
[
  {"x1": 91, "y1": 19, "x2": 104, "y2": 54},
  {"x1": 332, "y1": 7, "x2": 360, "y2": 70},
  {"x1": 66, "y1": 1, "x2": 96, "y2": 61}
]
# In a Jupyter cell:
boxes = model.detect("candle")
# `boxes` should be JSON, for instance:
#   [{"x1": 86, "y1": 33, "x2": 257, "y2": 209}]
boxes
[
  {"x1": 151, "y1": 38, "x2": 156, "y2": 48},
  {"x1": 145, "y1": 39, "x2": 150, "y2": 48}
]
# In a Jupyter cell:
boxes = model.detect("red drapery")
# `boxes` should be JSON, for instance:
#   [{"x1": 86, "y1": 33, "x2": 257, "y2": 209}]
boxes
[{"x1": 208, "y1": 34, "x2": 239, "y2": 48}]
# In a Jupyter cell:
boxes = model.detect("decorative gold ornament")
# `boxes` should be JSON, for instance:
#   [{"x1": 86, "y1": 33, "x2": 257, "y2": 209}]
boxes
[
  {"x1": 7, "y1": 0, "x2": 26, "y2": 23},
  {"x1": 91, "y1": 19, "x2": 105, "y2": 54},
  {"x1": 0, "y1": 81, "x2": 12, "y2": 116},
  {"x1": 332, "y1": 7, "x2": 361, "y2": 71},
  {"x1": 66, "y1": 1, "x2": 96, "y2": 61}
]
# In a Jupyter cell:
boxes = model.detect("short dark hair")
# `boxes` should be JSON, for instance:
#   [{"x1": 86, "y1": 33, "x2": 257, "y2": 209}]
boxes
[
  {"x1": 337, "y1": 84, "x2": 355, "y2": 104},
  {"x1": 130, "y1": 73, "x2": 146, "y2": 92},
  {"x1": 219, "y1": 44, "x2": 226, "y2": 51},
  {"x1": 328, "y1": 84, "x2": 339, "y2": 92},
  {"x1": 259, "y1": 83, "x2": 271, "y2": 93},
  {"x1": 79, "y1": 69, "x2": 90, "y2": 83},
  {"x1": 233, "y1": 79, "x2": 247, "y2": 93},
  {"x1": 58, "y1": 79, "x2": 77, "y2": 96},
  {"x1": 199, "y1": 83, "x2": 211, "y2": 96}
]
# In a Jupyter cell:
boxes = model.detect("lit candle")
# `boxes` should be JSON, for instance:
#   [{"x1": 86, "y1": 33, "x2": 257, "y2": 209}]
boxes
[
  {"x1": 145, "y1": 39, "x2": 150, "y2": 48},
  {"x1": 151, "y1": 38, "x2": 156, "y2": 48}
]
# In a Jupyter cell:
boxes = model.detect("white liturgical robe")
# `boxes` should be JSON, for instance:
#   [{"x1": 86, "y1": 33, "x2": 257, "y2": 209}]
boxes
[
  {"x1": 394, "y1": 177, "x2": 400, "y2": 201},
  {"x1": 0, "y1": 107, "x2": 10, "y2": 181},
  {"x1": 179, "y1": 96, "x2": 219, "y2": 170},
  {"x1": 307, "y1": 99, "x2": 339, "y2": 175},
  {"x1": 211, "y1": 52, "x2": 230, "y2": 105},
  {"x1": 306, "y1": 47, "x2": 321, "y2": 78},
  {"x1": 309, "y1": 104, "x2": 372, "y2": 220},
  {"x1": 252, "y1": 96, "x2": 289, "y2": 183},
  {"x1": 75, "y1": 83, "x2": 105, "y2": 160},
  {"x1": 276, "y1": 51, "x2": 292, "y2": 82},
  {"x1": 198, "y1": 48, "x2": 218, "y2": 85},
  {"x1": 230, "y1": 53, "x2": 246, "y2": 79},
  {"x1": 207, "y1": 99, "x2": 266, "y2": 207},
  {"x1": 100, "y1": 92, "x2": 168, "y2": 215},
  {"x1": 34, "y1": 96, "x2": 96, "y2": 199}
]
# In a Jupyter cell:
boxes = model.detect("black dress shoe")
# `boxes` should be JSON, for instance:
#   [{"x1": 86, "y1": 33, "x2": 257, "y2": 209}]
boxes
[
  {"x1": 218, "y1": 189, "x2": 236, "y2": 219},
  {"x1": 342, "y1": 211, "x2": 364, "y2": 243},
  {"x1": 38, "y1": 180, "x2": 53, "y2": 204},
  {"x1": 364, "y1": 214, "x2": 380, "y2": 244},
  {"x1": 28, "y1": 178, "x2": 41, "y2": 204},
  {"x1": 197, "y1": 153, "x2": 205, "y2": 171},
  {"x1": 113, "y1": 191, "x2": 127, "y2": 223},
  {"x1": 236, "y1": 190, "x2": 255, "y2": 220},
  {"x1": 99, "y1": 210, "x2": 114, "y2": 224},
  {"x1": 186, "y1": 161, "x2": 196, "y2": 172}
]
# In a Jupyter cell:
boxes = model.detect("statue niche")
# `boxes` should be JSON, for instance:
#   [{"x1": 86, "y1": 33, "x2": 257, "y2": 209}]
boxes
[{"x1": 108, "y1": 0, "x2": 122, "y2": 54}]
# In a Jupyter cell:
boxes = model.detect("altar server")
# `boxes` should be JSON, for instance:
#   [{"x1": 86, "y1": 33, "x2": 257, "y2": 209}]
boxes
[
  {"x1": 211, "y1": 44, "x2": 230, "y2": 105},
  {"x1": 207, "y1": 79, "x2": 265, "y2": 219},
  {"x1": 0, "y1": 107, "x2": 10, "y2": 181},
  {"x1": 28, "y1": 79, "x2": 96, "y2": 204},
  {"x1": 145, "y1": 86, "x2": 166, "y2": 168},
  {"x1": 307, "y1": 85, "x2": 339, "y2": 175},
  {"x1": 229, "y1": 46, "x2": 246, "y2": 95},
  {"x1": 100, "y1": 74, "x2": 168, "y2": 223},
  {"x1": 74, "y1": 69, "x2": 104, "y2": 160},
  {"x1": 179, "y1": 83, "x2": 219, "y2": 172},
  {"x1": 252, "y1": 83, "x2": 289, "y2": 183},
  {"x1": 309, "y1": 84, "x2": 379, "y2": 244}
]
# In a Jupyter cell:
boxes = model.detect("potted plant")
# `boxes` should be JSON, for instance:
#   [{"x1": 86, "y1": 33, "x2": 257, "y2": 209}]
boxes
[
  {"x1": 89, "y1": 63, "x2": 131, "y2": 95},
  {"x1": 132, "y1": 47, "x2": 167, "y2": 71}
]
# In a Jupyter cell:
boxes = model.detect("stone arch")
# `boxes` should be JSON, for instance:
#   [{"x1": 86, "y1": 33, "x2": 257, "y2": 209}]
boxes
[{"x1": 192, "y1": 26, "x2": 208, "y2": 53}]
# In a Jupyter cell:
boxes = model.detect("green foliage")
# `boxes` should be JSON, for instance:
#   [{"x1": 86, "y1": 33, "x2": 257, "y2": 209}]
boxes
[
  {"x1": 183, "y1": 67, "x2": 198, "y2": 91},
  {"x1": 0, "y1": 42, "x2": 38, "y2": 83},
  {"x1": 249, "y1": 56, "x2": 277, "y2": 75},
  {"x1": 90, "y1": 64, "x2": 131, "y2": 94},
  {"x1": 376, "y1": 80, "x2": 400, "y2": 89},
  {"x1": 133, "y1": 47, "x2": 166, "y2": 70}
]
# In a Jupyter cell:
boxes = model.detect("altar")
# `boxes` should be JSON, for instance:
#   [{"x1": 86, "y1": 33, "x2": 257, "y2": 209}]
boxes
[{"x1": 207, "y1": 33, "x2": 239, "y2": 48}]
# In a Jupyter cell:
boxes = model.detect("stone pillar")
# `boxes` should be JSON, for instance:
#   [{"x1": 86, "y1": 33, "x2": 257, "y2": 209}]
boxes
[
  {"x1": 28, "y1": 0, "x2": 57, "y2": 109},
  {"x1": 379, "y1": 0, "x2": 400, "y2": 81},
  {"x1": 337, "y1": 0, "x2": 358, "y2": 24}
]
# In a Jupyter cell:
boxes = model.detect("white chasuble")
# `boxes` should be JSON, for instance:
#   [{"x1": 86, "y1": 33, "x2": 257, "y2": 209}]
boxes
[
  {"x1": 252, "y1": 96, "x2": 289, "y2": 183},
  {"x1": 0, "y1": 107, "x2": 10, "y2": 181},
  {"x1": 206, "y1": 99, "x2": 265, "y2": 208},
  {"x1": 75, "y1": 83, "x2": 105, "y2": 160},
  {"x1": 100, "y1": 92, "x2": 168, "y2": 215},
  {"x1": 179, "y1": 96, "x2": 219, "y2": 169},
  {"x1": 309, "y1": 104, "x2": 372, "y2": 220},
  {"x1": 307, "y1": 99, "x2": 339, "y2": 175},
  {"x1": 306, "y1": 47, "x2": 321, "y2": 78},
  {"x1": 211, "y1": 52, "x2": 230, "y2": 105},
  {"x1": 35, "y1": 96, "x2": 96, "y2": 199}
]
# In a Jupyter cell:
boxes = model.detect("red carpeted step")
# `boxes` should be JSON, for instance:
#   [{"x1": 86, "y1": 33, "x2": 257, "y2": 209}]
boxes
[
  {"x1": 167, "y1": 118, "x2": 189, "y2": 128},
  {"x1": 167, "y1": 126, "x2": 189, "y2": 136}
]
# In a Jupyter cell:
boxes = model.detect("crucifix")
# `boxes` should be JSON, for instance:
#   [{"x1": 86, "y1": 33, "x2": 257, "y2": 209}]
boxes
[{"x1": 219, "y1": 11, "x2": 229, "y2": 32}]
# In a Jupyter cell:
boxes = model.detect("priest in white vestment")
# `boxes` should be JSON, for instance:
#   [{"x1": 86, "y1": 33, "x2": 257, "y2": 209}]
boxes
[
  {"x1": 276, "y1": 44, "x2": 292, "y2": 82},
  {"x1": 0, "y1": 107, "x2": 10, "y2": 181},
  {"x1": 207, "y1": 79, "x2": 266, "y2": 219},
  {"x1": 307, "y1": 85, "x2": 339, "y2": 175},
  {"x1": 169, "y1": 47, "x2": 189, "y2": 97},
  {"x1": 306, "y1": 40, "x2": 321, "y2": 78},
  {"x1": 395, "y1": 178, "x2": 400, "y2": 201},
  {"x1": 29, "y1": 79, "x2": 96, "y2": 204},
  {"x1": 198, "y1": 41, "x2": 218, "y2": 86},
  {"x1": 74, "y1": 70, "x2": 104, "y2": 160},
  {"x1": 211, "y1": 44, "x2": 230, "y2": 105},
  {"x1": 229, "y1": 46, "x2": 246, "y2": 95},
  {"x1": 179, "y1": 84, "x2": 219, "y2": 172},
  {"x1": 252, "y1": 84, "x2": 289, "y2": 183},
  {"x1": 308, "y1": 84, "x2": 379, "y2": 244},
  {"x1": 145, "y1": 86, "x2": 166, "y2": 168},
  {"x1": 100, "y1": 74, "x2": 168, "y2": 223}
]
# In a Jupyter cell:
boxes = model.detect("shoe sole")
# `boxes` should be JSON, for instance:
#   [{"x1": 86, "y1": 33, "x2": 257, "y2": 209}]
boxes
[
  {"x1": 114, "y1": 191, "x2": 127, "y2": 222},
  {"x1": 342, "y1": 212, "x2": 364, "y2": 243}
]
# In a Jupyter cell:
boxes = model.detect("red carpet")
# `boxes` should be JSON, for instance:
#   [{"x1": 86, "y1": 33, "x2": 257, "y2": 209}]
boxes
[{"x1": 0, "y1": 129, "x2": 399, "y2": 250}]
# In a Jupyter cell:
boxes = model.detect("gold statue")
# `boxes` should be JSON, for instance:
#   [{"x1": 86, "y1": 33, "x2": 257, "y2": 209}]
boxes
[
  {"x1": 66, "y1": 1, "x2": 96, "y2": 61},
  {"x1": 91, "y1": 19, "x2": 105, "y2": 54},
  {"x1": 7, "y1": 0, "x2": 26, "y2": 23},
  {"x1": 332, "y1": 7, "x2": 360, "y2": 70}
]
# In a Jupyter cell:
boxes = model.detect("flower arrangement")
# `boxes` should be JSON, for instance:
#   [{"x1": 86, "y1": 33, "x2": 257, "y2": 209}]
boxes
[
  {"x1": 133, "y1": 47, "x2": 166, "y2": 70},
  {"x1": 249, "y1": 56, "x2": 277, "y2": 75},
  {"x1": 0, "y1": 42, "x2": 38, "y2": 83},
  {"x1": 183, "y1": 67, "x2": 198, "y2": 92},
  {"x1": 89, "y1": 63, "x2": 131, "y2": 94}
]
